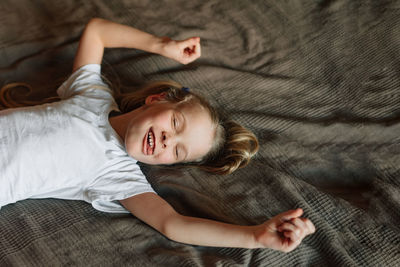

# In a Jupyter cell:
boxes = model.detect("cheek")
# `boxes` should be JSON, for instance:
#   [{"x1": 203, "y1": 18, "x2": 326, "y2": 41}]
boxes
[
  {"x1": 125, "y1": 130, "x2": 140, "y2": 149},
  {"x1": 153, "y1": 114, "x2": 172, "y2": 128},
  {"x1": 125, "y1": 140, "x2": 139, "y2": 159},
  {"x1": 154, "y1": 149, "x2": 176, "y2": 164}
]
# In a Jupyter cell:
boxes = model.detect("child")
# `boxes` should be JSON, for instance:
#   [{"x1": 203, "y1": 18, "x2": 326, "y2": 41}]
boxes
[{"x1": 0, "y1": 18, "x2": 315, "y2": 252}]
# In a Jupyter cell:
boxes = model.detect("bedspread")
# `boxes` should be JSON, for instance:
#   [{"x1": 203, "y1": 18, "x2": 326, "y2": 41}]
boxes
[{"x1": 1, "y1": 0, "x2": 399, "y2": 266}]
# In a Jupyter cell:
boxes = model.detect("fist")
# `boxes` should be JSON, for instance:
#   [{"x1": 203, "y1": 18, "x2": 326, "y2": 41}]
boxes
[
  {"x1": 160, "y1": 36, "x2": 201, "y2": 64},
  {"x1": 254, "y1": 208, "x2": 316, "y2": 252}
]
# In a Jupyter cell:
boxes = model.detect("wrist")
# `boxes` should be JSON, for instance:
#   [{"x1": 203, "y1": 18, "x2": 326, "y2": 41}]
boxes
[
  {"x1": 248, "y1": 225, "x2": 262, "y2": 249},
  {"x1": 150, "y1": 36, "x2": 167, "y2": 55}
]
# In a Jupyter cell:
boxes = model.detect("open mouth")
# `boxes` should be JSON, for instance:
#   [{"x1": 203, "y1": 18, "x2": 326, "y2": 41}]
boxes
[{"x1": 143, "y1": 128, "x2": 156, "y2": 155}]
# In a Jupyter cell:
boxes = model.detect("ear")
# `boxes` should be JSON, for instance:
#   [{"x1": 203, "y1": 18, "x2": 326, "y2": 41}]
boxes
[{"x1": 145, "y1": 92, "x2": 167, "y2": 105}]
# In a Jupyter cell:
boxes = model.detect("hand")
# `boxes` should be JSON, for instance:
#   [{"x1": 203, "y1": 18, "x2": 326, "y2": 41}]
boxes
[
  {"x1": 159, "y1": 36, "x2": 201, "y2": 65},
  {"x1": 253, "y1": 208, "x2": 315, "y2": 252}
]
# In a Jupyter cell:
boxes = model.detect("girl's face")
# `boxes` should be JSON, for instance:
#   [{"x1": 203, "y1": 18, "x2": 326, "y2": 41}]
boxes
[{"x1": 124, "y1": 95, "x2": 215, "y2": 165}]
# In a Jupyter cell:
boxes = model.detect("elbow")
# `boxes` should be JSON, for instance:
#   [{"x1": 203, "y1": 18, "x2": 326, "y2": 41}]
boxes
[
  {"x1": 84, "y1": 18, "x2": 103, "y2": 34},
  {"x1": 87, "y1": 17, "x2": 104, "y2": 27},
  {"x1": 160, "y1": 214, "x2": 175, "y2": 238},
  {"x1": 81, "y1": 18, "x2": 105, "y2": 45},
  {"x1": 160, "y1": 213, "x2": 185, "y2": 242},
  {"x1": 84, "y1": 17, "x2": 110, "y2": 35}
]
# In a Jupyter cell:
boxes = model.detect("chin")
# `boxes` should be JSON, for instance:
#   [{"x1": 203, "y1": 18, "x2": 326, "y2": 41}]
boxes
[
  {"x1": 139, "y1": 157, "x2": 170, "y2": 165},
  {"x1": 138, "y1": 159, "x2": 161, "y2": 165},
  {"x1": 128, "y1": 154, "x2": 154, "y2": 164}
]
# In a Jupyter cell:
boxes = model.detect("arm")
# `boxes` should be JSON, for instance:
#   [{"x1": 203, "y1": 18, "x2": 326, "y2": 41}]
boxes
[
  {"x1": 120, "y1": 193, "x2": 315, "y2": 252},
  {"x1": 73, "y1": 18, "x2": 201, "y2": 72}
]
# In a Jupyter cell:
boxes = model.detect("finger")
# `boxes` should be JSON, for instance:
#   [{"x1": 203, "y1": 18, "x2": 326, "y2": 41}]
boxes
[
  {"x1": 197, "y1": 42, "x2": 201, "y2": 57},
  {"x1": 290, "y1": 218, "x2": 307, "y2": 230},
  {"x1": 186, "y1": 38, "x2": 201, "y2": 55},
  {"x1": 282, "y1": 232, "x2": 302, "y2": 253},
  {"x1": 289, "y1": 218, "x2": 307, "y2": 238},
  {"x1": 300, "y1": 218, "x2": 316, "y2": 234},
  {"x1": 180, "y1": 37, "x2": 200, "y2": 49},
  {"x1": 182, "y1": 45, "x2": 198, "y2": 57},
  {"x1": 278, "y1": 222, "x2": 296, "y2": 233},
  {"x1": 280, "y1": 223, "x2": 302, "y2": 239},
  {"x1": 283, "y1": 231, "x2": 301, "y2": 249},
  {"x1": 193, "y1": 37, "x2": 201, "y2": 57},
  {"x1": 187, "y1": 36, "x2": 200, "y2": 45},
  {"x1": 283, "y1": 230, "x2": 298, "y2": 241},
  {"x1": 184, "y1": 47, "x2": 193, "y2": 56},
  {"x1": 189, "y1": 44, "x2": 199, "y2": 57},
  {"x1": 188, "y1": 45, "x2": 196, "y2": 56},
  {"x1": 278, "y1": 208, "x2": 303, "y2": 223}
]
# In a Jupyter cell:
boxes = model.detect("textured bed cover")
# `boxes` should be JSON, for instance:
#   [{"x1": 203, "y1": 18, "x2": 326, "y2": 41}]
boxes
[{"x1": 0, "y1": 1, "x2": 399, "y2": 266}]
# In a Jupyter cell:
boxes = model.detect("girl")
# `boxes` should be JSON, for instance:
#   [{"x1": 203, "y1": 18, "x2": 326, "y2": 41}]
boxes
[{"x1": 0, "y1": 18, "x2": 315, "y2": 252}]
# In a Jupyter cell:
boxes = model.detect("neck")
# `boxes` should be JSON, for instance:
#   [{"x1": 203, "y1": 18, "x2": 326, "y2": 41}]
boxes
[
  {"x1": 109, "y1": 106, "x2": 143, "y2": 141},
  {"x1": 109, "y1": 112, "x2": 130, "y2": 141}
]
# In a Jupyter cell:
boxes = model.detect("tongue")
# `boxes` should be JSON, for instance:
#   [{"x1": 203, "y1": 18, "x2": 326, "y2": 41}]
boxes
[{"x1": 147, "y1": 145, "x2": 153, "y2": 155}]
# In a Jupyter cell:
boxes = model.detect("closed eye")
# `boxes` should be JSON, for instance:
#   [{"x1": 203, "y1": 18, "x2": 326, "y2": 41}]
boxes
[
  {"x1": 173, "y1": 115, "x2": 178, "y2": 130},
  {"x1": 171, "y1": 114, "x2": 176, "y2": 131},
  {"x1": 175, "y1": 146, "x2": 179, "y2": 159}
]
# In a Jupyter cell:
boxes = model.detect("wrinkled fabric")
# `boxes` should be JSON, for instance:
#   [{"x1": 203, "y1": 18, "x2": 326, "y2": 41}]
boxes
[{"x1": 1, "y1": 0, "x2": 400, "y2": 266}]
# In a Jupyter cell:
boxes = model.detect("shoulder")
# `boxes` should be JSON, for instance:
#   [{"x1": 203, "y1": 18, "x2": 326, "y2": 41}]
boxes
[{"x1": 56, "y1": 64, "x2": 113, "y2": 100}]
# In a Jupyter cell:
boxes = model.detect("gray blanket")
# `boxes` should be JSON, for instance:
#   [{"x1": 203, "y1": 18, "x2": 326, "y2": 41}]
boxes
[{"x1": 1, "y1": 0, "x2": 399, "y2": 266}]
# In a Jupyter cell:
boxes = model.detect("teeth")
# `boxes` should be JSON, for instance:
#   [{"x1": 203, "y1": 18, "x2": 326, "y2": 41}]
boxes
[{"x1": 148, "y1": 131, "x2": 154, "y2": 148}]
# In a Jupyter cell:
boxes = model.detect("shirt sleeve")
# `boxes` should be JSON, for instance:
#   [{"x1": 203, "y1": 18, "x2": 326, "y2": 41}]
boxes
[
  {"x1": 85, "y1": 161, "x2": 156, "y2": 213},
  {"x1": 56, "y1": 64, "x2": 113, "y2": 99}
]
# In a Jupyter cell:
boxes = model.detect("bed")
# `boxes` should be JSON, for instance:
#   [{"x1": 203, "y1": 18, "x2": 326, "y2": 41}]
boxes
[{"x1": 1, "y1": 0, "x2": 399, "y2": 266}]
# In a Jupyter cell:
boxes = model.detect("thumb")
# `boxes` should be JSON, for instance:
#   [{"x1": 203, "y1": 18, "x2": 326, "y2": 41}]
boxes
[{"x1": 277, "y1": 208, "x2": 303, "y2": 223}]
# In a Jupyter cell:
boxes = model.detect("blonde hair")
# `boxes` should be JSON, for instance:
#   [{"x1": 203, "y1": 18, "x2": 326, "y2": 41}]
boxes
[
  {"x1": 114, "y1": 80, "x2": 259, "y2": 175},
  {"x1": 0, "y1": 79, "x2": 259, "y2": 175},
  {"x1": 0, "y1": 82, "x2": 60, "y2": 108}
]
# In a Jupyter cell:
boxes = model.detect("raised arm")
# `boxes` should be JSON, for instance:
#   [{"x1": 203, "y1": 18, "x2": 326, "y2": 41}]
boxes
[
  {"x1": 73, "y1": 18, "x2": 201, "y2": 72},
  {"x1": 120, "y1": 193, "x2": 315, "y2": 252}
]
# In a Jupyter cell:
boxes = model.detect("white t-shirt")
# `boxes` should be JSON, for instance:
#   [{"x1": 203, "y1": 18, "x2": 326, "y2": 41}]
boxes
[{"x1": 0, "y1": 64, "x2": 155, "y2": 213}]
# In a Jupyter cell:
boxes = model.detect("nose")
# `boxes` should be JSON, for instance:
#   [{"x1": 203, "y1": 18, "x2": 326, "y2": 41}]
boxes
[{"x1": 161, "y1": 131, "x2": 176, "y2": 148}]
